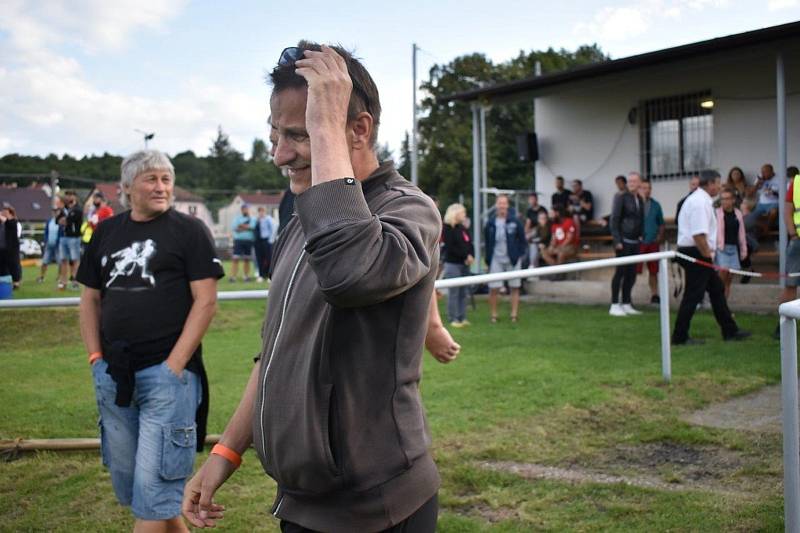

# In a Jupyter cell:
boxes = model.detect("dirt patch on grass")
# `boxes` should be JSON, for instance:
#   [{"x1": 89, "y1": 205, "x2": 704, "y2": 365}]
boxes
[
  {"x1": 683, "y1": 383, "x2": 787, "y2": 433},
  {"x1": 483, "y1": 442, "x2": 755, "y2": 497}
]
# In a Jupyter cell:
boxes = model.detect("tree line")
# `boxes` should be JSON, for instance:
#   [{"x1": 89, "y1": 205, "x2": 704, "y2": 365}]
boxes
[{"x1": 1, "y1": 44, "x2": 607, "y2": 212}]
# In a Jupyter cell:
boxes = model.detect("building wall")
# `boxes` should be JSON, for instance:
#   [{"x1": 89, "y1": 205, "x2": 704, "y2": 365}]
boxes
[
  {"x1": 173, "y1": 201, "x2": 215, "y2": 233},
  {"x1": 534, "y1": 43, "x2": 800, "y2": 220}
]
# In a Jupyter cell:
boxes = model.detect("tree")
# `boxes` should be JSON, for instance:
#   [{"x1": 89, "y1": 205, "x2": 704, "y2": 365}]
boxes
[
  {"x1": 397, "y1": 132, "x2": 412, "y2": 179},
  {"x1": 208, "y1": 126, "x2": 245, "y2": 191}
]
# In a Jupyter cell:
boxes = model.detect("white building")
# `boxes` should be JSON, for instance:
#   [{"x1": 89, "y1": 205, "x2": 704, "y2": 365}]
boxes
[{"x1": 444, "y1": 21, "x2": 799, "y2": 222}]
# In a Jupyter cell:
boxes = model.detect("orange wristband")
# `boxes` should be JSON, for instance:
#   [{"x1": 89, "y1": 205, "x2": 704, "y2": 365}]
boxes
[
  {"x1": 88, "y1": 352, "x2": 103, "y2": 365},
  {"x1": 211, "y1": 443, "x2": 242, "y2": 468}
]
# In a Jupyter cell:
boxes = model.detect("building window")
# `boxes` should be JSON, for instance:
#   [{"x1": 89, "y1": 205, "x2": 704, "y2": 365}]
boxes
[{"x1": 641, "y1": 91, "x2": 713, "y2": 179}]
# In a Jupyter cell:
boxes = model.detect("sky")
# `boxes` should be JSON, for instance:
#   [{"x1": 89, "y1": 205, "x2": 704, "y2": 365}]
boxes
[{"x1": 0, "y1": 0, "x2": 798, "y2": 161}]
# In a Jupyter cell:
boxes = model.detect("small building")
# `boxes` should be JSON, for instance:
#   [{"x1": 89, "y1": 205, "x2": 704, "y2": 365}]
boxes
[
  {"x1": 217, "y1": 192, "x2": 282, "y2": 237},
  {"x1": 442, "y1": 22, "x2": 798, "y2": 266}
]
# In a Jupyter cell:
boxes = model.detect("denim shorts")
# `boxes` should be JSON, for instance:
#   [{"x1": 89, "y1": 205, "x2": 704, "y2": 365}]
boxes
[
  {"x1": 232, "y1": 239, "x2": 253, "y2": 258},
  {"x1": 59, "y1": 237, "x2": 81, "y2": 262},
  {"x1": 42, "y1": 243, "x2": 60, "y2": 264},
  {"x1": 488, "y1": 257, "x2": 522, "y2": 289},
  {"x1": 714, "y1": 244, "x2": 741, "y2": 270},
  {"x1": 92, "y1": 358, "x2": 202, "y2": 520}
]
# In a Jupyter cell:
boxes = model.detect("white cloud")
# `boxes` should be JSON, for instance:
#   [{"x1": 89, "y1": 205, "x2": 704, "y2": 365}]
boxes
[
  {"x1": 768, "y1": 0, "x2": 798, "y2": 10},
  {"x1": 0, "y1": 0, "x2": 266, "y2": 158},
  {"x1": 574, "y1": 0, "x2": 730, "y2": 44}
]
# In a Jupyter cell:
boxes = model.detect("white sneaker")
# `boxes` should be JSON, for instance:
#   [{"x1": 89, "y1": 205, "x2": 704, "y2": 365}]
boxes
[
  {"x1": 256, "y1": 276, "x2": 264, "y2": 283},
  {"x1": 621, "y1": 304, "x2": 642, "y2": 315},
  {"x1": 609, "y1": 304, "x2": 627, "y2": 317}
]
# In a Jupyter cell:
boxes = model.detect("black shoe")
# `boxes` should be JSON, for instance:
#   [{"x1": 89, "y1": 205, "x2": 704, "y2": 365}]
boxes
[
  {"x1": 650, "y1": 295, "x2": 660, "y2": 305},
  {"x1": 724, "y1": 330, "x2": 752, "y2": 342},
  {"x1": 673, "y1": 337, "x2": 705, "y2": 345},
  {"x1": 741, "y1": 275, "x2": 751, "y2": 285}
]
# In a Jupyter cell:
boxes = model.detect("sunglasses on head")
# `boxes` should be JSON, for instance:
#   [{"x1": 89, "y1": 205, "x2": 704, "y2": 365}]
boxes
[{"x1": 278, "y1": 47, "x2": 305, "y2": 67}]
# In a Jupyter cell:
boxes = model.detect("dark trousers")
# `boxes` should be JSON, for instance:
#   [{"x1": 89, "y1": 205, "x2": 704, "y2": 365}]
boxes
[
  {"x1": 611, "y1": 242, "x2": 639, "y2": 304},
  {"x1": 672, "y1": 246, "x2": 738, "y2": 343},
  {"x1": 280, "y1": 493, "x2": 438, "y2": 533},
  {"x1": 254, "y1": 239, "x2": 272, "y2": 278}
]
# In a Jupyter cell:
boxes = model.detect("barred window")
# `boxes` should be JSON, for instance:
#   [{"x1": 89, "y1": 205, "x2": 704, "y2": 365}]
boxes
[{"x1": 642, "y1": 91, "x2": 713, "y2": 180}]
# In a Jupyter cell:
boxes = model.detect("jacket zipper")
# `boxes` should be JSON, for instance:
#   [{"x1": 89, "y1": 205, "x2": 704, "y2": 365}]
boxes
[{"x1": 258, "y1": 247, "x2": 306, "y2": 487}]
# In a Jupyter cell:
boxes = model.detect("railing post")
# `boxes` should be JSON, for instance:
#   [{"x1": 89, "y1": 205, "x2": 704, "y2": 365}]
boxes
[
  {"x1": 781, "y1": 313, "x2": 800, "y2": 533},
  {"x1": 658, "y1": 257, "x2": 671, "y2": 384}
]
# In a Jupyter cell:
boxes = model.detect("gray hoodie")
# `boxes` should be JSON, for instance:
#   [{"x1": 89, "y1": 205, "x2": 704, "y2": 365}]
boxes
[{"x1": 252, "y1": 162, "x2": 442, "y2": 532}]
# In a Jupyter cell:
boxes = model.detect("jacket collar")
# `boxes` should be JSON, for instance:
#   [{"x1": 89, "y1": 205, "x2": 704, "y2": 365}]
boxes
[{"x1": 360, "y1": 160, "x2": 400, "y2": 196}]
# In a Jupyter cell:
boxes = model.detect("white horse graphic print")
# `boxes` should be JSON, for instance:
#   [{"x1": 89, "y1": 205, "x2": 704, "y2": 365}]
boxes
[{"x1": 105, "y1": 239, "x2": 157, "y2": 288}]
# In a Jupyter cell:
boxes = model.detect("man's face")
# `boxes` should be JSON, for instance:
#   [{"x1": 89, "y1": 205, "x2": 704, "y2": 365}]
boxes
[
  {"x1": 571, "y1": 181, "x2": 582, "y2": 194},
  {"x1": 258, "y1": 207, "x2": 266, "y2": 217},
  {"x1": 528, "y1": 194, "x2": 538, "y2": 207},
  {"x1": 615, "y1": 178, "x2": 626, "y2": 191},
  {"x1": 93, "y1": 196, "x2": 102, "y2": 208},
  {"x1": 640, "y1": 181, "x2": 651, "y2": 199},
  {"x1": 762, "y1": 165, "x2": 775, "y2": 179},
  {"x1": 555, "y1": 179, "x2": 564, "y2": 191},
  {"x1": 495, "y1": 196, "x2": 509, "y2": 218},
  {"x1": 627, "y1": 174, "x2": 641, "y2": 194},
  {"x1": 241, "y1": 206, "x2": 250, "y2": 217},
  {"x1": 270, "y1": 88, "x2": 312, "y2": 194},
  {"x1": 689, "y1": 176, "x2": 700, "y2": 191},
  {"x1": 707, "y1": 177, "x2": 721, "y2": 197},
  {"x1": 65, "y1": 194, "x2": 75, "y2": 206},
  {"x1": 126, "y1": 168, "x2": 173, "y2": 218},
  {"x1": 54, "y1": 198, "x2": 64, "y2": 209}
]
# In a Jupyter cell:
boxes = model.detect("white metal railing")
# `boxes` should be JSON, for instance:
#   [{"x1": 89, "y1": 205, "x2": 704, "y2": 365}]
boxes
[
  {"x1": 0, "y1": 251, "x2": 678, "y2": 383},
  {"x1": 779, "y1": 299, "x2": 800, "y2": 533}
]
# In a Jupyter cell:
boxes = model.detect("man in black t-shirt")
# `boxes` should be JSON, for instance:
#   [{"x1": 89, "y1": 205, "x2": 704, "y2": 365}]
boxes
[
  {"x1": 568, "y1": 179, "x2": 594, "y2": 224},
  {"x1": 58, "y1": 190, "x2": 83, "y2": 290},
  {"x1": 551, "y1": 176, "x2": 571, "y2": 212},
  {"x1": 77, "y1": 149, "x2": 224, "y2": 531}
]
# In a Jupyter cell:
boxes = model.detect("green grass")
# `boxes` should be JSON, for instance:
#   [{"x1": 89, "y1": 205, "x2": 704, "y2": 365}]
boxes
[{"x1": 0, "y1": 264, "x2": 785, "y2": 531}]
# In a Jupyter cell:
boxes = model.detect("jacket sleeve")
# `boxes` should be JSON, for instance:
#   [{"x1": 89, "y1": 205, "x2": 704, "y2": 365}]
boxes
[
  {"x1": 295, "y1": 178, "x2": 441, "y2": 308},
  {"x1": 610, "y1": 194, "x2": 623, "y2": 246}
]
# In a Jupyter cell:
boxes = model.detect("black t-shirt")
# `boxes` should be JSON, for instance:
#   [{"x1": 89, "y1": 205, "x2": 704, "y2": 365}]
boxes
[
  {"x1": 526, "y1": 205, "x2": 547, "y2": 225},
  {"x1": 573, "y1": 190, "x2": 594, "y2": 221},
  {"x1": 724, "y1": 210, "x2": 739, "y2": 246},
  {"x1": 551, "y1": 190, "x2": 571, "y2": 210},
  {"x1": 77, "y1": 209, "x2": 224, "y2": 359},
  {"x1": 64, "y1": 204, "x2": 83, "y2": 237}
]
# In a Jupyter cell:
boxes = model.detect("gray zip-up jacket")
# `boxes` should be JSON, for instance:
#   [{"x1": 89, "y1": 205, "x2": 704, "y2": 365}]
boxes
[{"x1": 252, "y1": 162, "x2": 442, "y2": 532}]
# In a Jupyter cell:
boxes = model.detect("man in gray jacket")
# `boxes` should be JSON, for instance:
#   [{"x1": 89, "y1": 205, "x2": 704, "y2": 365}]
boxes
[{"x1": 183, "y1": 42, "x2": 442, "y2": 532}]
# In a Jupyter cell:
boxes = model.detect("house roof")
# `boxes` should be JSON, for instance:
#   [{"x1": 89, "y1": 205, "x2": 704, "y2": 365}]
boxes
[
  {"x1": 174, "y1": 185, "x2": 204, "y2": 202},
  {"x1": 238, "y1": 192, "x2": 283, "y2": 206},
  {"x1": 0, "y1": 187, "x2": 53, "y2": 222},
  {"x1": 440, "y1": 21, "x2": 800, "y2": 103}
]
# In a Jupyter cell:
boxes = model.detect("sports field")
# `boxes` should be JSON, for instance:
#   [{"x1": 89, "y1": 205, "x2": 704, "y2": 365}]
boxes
[{"x1": 0, "y1": 266, "x2": 785, "y2": 531}]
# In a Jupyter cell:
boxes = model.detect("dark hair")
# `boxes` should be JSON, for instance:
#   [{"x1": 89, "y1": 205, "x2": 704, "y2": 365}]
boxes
[
  {"x1": 529, "y1": 192, "x2": 538, "y2": 199},
  {"x1": 268, "y1": 40, "x2": 381, "y2": 147},
  {"x1": 698, "y1": 169, "x2": 720, "y2": 188},
  {"x1": 789, "y1": 166, "x2": 799, "y2": 178},
  {"x1": 572, "y1": 179, "x2": 582, "y2": 187},
  {"x1": 720, "y1": 186, "x2": 736, "y2": 198},
  {"x1": 727, "y1": 166, "x2": 745, "y2": 184},
  {"x1": 615, "y1": 175, "x2": 627, "y2": 184},
  {"x1": 65, "y1": 189, "x2": 76, "y2": 196},
  {"x1": 555, "y1": 176, "x2": 564, "y2": 183}
]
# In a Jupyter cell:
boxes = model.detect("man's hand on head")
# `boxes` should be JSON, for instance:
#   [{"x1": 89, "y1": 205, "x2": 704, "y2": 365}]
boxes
[{"x1": 294, "y1": 46, "x2": 352, "y2": 140}]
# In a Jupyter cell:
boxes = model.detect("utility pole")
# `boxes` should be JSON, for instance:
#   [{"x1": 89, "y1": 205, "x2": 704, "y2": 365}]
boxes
[{"x1": 411, "y1": 43, "x2": 419, "y2": 186}]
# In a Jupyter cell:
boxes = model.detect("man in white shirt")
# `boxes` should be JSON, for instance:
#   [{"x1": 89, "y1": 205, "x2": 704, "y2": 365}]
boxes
[{"x1": 672, "y1": 170, "x2": 751, "y2": 345}]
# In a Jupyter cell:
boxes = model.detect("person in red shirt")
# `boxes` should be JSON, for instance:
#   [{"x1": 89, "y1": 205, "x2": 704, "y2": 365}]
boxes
[
  {"x1": 90, "y1": 192, "x2": 114, "y2": 230},
  {"x1": 540, "y1": 206, "x2": 578, "y2": 265}
]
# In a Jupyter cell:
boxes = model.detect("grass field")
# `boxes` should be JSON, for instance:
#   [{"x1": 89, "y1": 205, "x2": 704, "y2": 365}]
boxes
[{"x1": 0, "y1": 264, "x2": 786, "y2": 531}]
